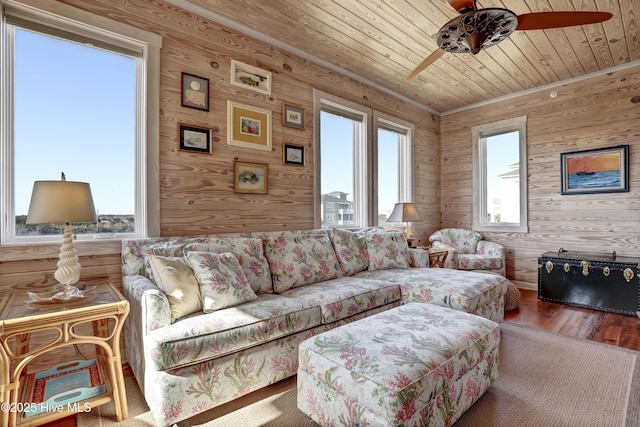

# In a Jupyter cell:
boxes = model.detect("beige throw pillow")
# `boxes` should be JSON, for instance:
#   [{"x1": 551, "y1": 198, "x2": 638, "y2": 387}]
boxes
[{"x1": 147, "y1": 254, "x2": 203, "y2": 323}]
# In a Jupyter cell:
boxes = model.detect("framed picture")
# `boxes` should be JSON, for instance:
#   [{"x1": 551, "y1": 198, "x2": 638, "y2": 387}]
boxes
[
  {"x1": 179, "y1": 124, "x2": 212, "y2": 153},
  {"x1": 234, "y1": 161, "x2": 268, "y2": 194},
  {"x1": 181, "y1": 73, "x2": 209, "y2": 111},
  {"x1": 560, "y1": 145, "x2": 629, "y2": 195},
  {"x1": 230, "y1": 60, "x2": 271, "y2": 95},
  {"x1": 227, "y1": 101, "x2": 272, "y2": 151},
  {"x1": 283, "y1": 143, "x2": 305, "y2": 166},
  {"x1": 282, "y1": 103, "x2": 305, "y2": 129}
]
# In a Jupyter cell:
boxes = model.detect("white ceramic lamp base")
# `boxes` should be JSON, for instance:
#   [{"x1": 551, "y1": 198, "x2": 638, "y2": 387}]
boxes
[{"x1": 54, "y1": 223, "x2": 82, "y2": 286}]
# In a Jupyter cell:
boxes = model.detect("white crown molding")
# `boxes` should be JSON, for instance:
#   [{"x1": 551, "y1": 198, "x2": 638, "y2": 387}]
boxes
[{"x1": 164, "y1": 0, "x2": 440, "y2": 115}]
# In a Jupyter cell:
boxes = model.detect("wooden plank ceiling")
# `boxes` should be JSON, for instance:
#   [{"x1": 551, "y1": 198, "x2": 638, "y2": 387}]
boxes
[{"x1": 176, "y1": 0, "x2": 640, "y2": 114}]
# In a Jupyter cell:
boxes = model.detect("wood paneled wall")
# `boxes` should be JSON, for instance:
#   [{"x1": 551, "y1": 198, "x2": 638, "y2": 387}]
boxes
[
  {"x1": 441, "y1": 65, "x2": 640, "y2": 289},
  {"x1": 0, "y1": 0, "x2": 440, "y2": 295}
]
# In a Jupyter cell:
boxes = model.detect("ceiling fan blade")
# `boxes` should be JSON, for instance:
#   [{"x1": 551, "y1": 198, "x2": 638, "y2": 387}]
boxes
[
  {"x1": 406, "y1": 50, "x2": 446, "y2": 80},
  {"x1": 516, "y1": 11, "x2": 613, "y2": 31},
  {"x1": 446, "y1": 0, "x2": 475, "y2": 13}
]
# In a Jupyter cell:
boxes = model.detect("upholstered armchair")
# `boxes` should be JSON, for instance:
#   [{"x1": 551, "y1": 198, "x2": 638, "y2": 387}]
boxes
[{"x1": 428, "y1": 228, "x2": 506, "y2": 276}]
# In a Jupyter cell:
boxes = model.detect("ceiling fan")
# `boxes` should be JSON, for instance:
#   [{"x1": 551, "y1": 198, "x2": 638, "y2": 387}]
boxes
[{"x1": 406, "y1": 0, "x2": 613, "y2": 80}]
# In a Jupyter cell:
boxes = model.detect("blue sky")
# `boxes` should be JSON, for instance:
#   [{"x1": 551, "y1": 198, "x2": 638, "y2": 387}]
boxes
[
  {"x1": 486, "y1": 132, "x2": 520, "y2": 202},
  {"x1": 14, "y1": 29, "x2": 135, "y2": 215},
  {"x1": 320, "y1": 113, "x2": 399, "y2": 219}
]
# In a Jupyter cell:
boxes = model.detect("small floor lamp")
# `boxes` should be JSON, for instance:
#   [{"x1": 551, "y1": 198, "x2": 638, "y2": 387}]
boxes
[
  {"x1": 26, "y1": 173, "x2": 97, "y2": 287},
  {"x1": 387, "y1": 202, "x2": 422, "y2": 247}
]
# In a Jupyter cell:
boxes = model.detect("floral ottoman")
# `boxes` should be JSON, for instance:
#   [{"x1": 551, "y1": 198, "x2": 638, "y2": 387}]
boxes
[{"x1": 297, "y1": 303, "x2": 500, "y2": 426}]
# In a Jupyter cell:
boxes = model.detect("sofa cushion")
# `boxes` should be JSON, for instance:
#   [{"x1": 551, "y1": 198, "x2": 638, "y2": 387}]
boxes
[
  {"x1": 185, "y1": 237, "x2": 272, "y2": 294},
  {"x1": 365, "y1": 231, "x2": 410, "y2": 271},
  {"x1": 147, "y1": 293, "x2": 322, "y2": 370},
  {"x1": 458, "y1": 254, "x2": 503, "y2": 271},
  {"x1": 147, "y1": 254, "x2": 203, "y2": 323},
  {"x1": 355, "y1": 268, "x2": 508, "y2": 314},
  {"x1": 185, "y1": 251, "x2": 258, "y2": 312},
  {"x1": 142, "y1": 240, "x2": 200, "y2": 282},
  {"x1": 264, "y1": 234, "x2": 343, "y2": 293},
  {"x1": 331, "y1": 228, "x2": 369, "y2": 275},
  {"x1": 280, "y1": 276, "x2": 401, "y2": 324}
]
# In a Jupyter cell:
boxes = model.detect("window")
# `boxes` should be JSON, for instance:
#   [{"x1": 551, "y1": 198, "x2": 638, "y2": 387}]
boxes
[
  {"x1": 375, "y1": 113, "x2": 413, "y2": 226},
  {"x1": 1, "y1": 0, "x2": 161, "y2": 244},
  {"x1": 315, "y1": 91, "x2": 414, "y2": 229},
  {"x1": 472, "y1": 116, "x2": 528, "y2": 232}
]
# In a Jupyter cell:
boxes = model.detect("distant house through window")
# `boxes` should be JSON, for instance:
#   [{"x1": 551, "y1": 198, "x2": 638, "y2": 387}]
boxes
[
  {"x1": 315, "y1": 91, "x2": 414, "y2": 229},
  {"x1": 321, "y1": 192, "x2": 354, "y2": 227}
]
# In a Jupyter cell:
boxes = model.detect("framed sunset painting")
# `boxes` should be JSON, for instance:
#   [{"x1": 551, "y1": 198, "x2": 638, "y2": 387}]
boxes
[{"x1": 560, "y1": 145, "x2": 628, "y2": 195}]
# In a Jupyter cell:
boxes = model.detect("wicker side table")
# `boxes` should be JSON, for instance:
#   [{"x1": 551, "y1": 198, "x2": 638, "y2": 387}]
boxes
[
  {"x1": 0, "y1": 283, "x2": 129, "y2": 427},
  {"x1": 428, "y1": 248, "x2": 449, "y2": 268}
]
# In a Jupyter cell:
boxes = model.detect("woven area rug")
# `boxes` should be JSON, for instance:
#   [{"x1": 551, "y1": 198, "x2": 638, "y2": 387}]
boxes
[{"x1": 78, "y1": 322, "x2": 640, "y2": 427}]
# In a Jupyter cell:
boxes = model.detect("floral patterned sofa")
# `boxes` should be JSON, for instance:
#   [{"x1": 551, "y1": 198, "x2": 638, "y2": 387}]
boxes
[
  {"x1": 429, "y1": 228, "x2": 506, "y2": 276},
  {"x1": 121, "y1": 228, "x2": 509, "y2": 426}
]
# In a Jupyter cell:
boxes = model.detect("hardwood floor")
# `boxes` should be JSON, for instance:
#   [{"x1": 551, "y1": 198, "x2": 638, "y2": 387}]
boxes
[
  {"x1": 45, "y1": 288, "x2": 640, "y2": 427},
  {"x1": 505, "y1": 289, "x2": 640, "y2": 351}
]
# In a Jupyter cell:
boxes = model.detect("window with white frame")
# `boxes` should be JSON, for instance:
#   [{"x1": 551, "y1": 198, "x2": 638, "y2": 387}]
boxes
[
  {"x1": 375, "y1": 113, "x2": 413, "y2": 227},
  {"x1": 1, "y1": 0, "x2": 161, "y2": 244},
  {"x1": 472, "y1": 116, "x2": 528, "y2": 232},
  {"x1": 315, "y1": 91, "x2": 414, "y2": 229}
]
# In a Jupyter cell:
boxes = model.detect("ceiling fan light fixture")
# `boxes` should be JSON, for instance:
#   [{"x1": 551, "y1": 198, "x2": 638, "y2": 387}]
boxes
[
  {"x1": 437, "y1": 8, "x2": 518, "y2": 54},
  {"x1": 461, "y1": 31, "x2": 488, "y2": 54}
]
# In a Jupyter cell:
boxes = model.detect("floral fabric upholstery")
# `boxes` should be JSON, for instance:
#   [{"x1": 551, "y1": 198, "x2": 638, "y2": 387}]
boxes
[
  {"x1": 407, "y1": 247, "x2": 429, "y2": 268},
  {"x1": 458, "y1": 253, "x2": 502, "y2": 271},
  {"x1": 264, "y1": 233, "x2": 343, "y2": 292},
  {"x1": 142, "y1": 241, "x2": 199, "y2": 283},
  {"x1": 330, "y1": 228, "x2": 370, "y2": 275},
  {"x1": 132, "y1": 292, "x2": 397, "y2": 427},
  {"x1": 145, "y1": 293, "x2": 321, "y2": 371},
  {"x1": 356, "y1": 268, "x2": 509, "y2": 323},
  {"x1": 298, "y1": 303, "x2": 500, "y2": 427},
  {"x1": 121, "y1": 233, "x2": 249, "y2": 278},
  {"x1": 185, "y1": 251, "x2": 258, "y2": 312},
  {"x1": 121, "y1": 229, "x2": 508, "y2": 426},
  {"x1": 186, "y1": 237, "x2": 272, "y2": 294},
  {"x1": 365, "y1": 231, "x2": 410, "y2": 270},
  {"x1": 280, "y1": 276, "x2": 401, "y2": 324},
  {"x1": 429, "y1": 228, "x2": 506, "y2": 276}
]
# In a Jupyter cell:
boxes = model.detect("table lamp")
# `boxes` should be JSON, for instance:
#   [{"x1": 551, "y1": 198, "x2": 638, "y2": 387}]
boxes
[
  {"x1": 387, "y1": 202, "x2": 422, "y2": 247},
  {"x1": 26, "y1": 172, "x2": 97, "y2": 286}
]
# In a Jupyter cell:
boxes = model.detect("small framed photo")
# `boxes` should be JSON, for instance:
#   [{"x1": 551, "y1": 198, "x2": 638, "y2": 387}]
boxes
[
  {"x1": 560, "y1": 145, "x2": 629, "y2": 195},
  {"x1": 230, "y1": 60, "x2": 271, "y2": 95},
  {"x1": 227, "y1": 100, "x2": 272, "y2": 151},
  {"x1": 282, "y1": 103, "x2": 305, "y2": 129},
  {"x1": 179, "y1": 124, "x2": 211, "y2": 154},
  {"x1": 181, "y1": 73, "x2": 209, "y2": 111},
  {"x1": 234, "y1": 161, "x2": 268, "y2": 194},
  {"x1": 283, "y1": 143, "x2": 305, "y2": 166}
]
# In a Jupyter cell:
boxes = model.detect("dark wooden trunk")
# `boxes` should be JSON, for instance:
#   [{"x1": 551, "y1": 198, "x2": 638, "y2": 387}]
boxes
[{"x1": 538, "y1": 250, "x2": 640, "y2": 317}]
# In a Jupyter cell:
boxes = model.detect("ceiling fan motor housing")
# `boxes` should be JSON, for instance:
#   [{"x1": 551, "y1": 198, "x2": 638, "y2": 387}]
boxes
[{"x1": 437, "y1": 8, "x2": 518, "y2": 54}]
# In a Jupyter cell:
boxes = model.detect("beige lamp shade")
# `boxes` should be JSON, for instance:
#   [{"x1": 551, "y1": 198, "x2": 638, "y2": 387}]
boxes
[
  {"x1": 387, "y1": 202, "x2": 422, "y2": 244},
  {"x1": 26, "y1": 176, "x2": 97, "y2": 286},
  {"x1": 26, "y1": 180, "x2": 97, "y2": 224},
  {"x1": 387, "y1": 202, "x2": 422, "y2": 223}
]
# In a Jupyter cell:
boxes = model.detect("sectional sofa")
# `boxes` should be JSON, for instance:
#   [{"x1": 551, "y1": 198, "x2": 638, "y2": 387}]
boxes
[{"x1": 121, "y1": 228, "x2": 510, "y2": 426}]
